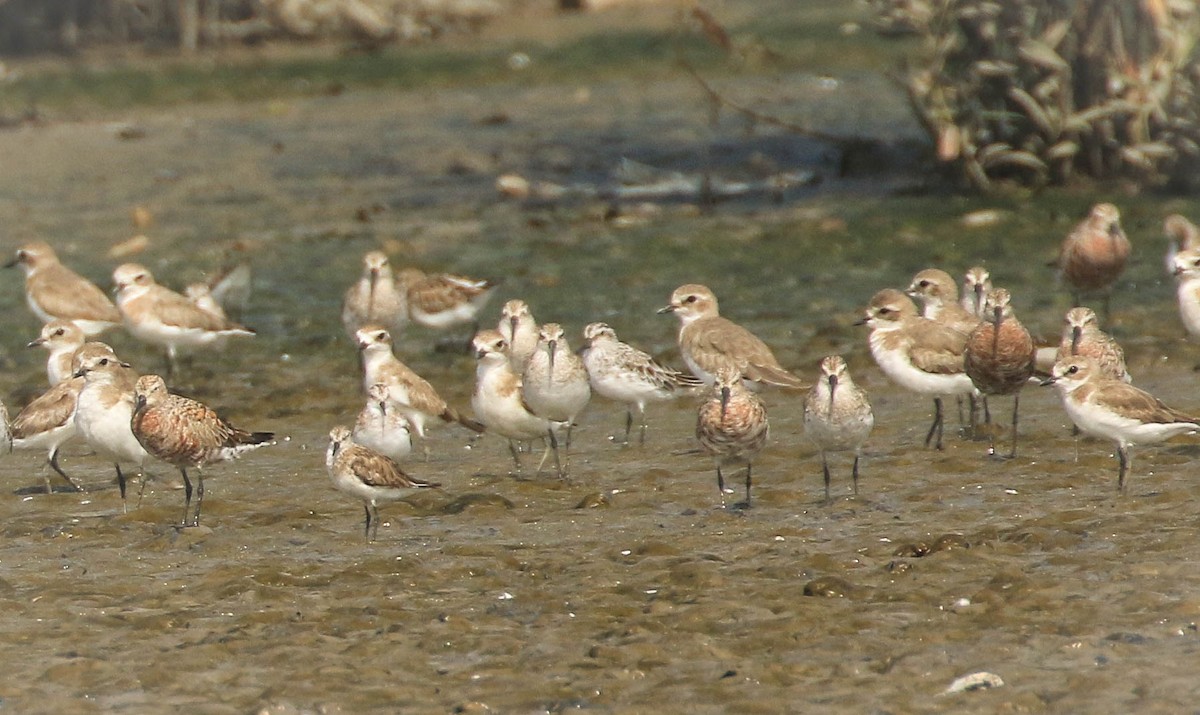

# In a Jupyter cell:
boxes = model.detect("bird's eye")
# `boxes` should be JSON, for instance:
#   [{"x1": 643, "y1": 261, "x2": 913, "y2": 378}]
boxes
[
  {"x1": 1067, "y1": 365, "x2": 1078, "y2": 375},
  {"x1": 99, "y1": 358, "x2": 109, "y2": 366},
  {"x1": 54, "y1": 329, "x2": 64, "y2": 336},
  {"x1": 878, "y1": 307, "x2": 892, "y2": 315},
  {"x1": 684, "y1": 295, "x2": 698, "y2": 304},
  {"x1": 919, "y1": 280, "x2": 930, "y2": 288},
  {"x1": 497, "y1": 339, "x2": 508, "y2": 350}
]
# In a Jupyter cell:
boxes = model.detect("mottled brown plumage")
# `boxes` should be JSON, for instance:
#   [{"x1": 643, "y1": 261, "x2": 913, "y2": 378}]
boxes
[
  {"x1": 1055, "y1": 307, "x2": 1130, "y2": 383},
  {"x1": 1054, "y1": 203, "x2": 1130, "y2": 318},
  {"x1": 132, "y1": 374, "x2": 274, "y2": 527},
  {"x1": 964, "y1": 288, "x2": 1035, "y2": 457},
  {"x1": 326, "y1": 425, "x2": 441, "y2": 540},
  {"x1": 397, "y1": 267, "x2": 497, "y2": 330},
  {"x1": 695, "y1": 368, "x2": 769, "y2": 507}
]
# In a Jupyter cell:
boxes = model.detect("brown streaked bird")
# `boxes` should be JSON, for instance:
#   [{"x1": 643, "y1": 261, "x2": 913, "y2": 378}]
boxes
[
  {"x1": 342, "y1": 250, "x2": 408, "y2": 340},
  {"x1": 580, "y1": 321, "x2": 702, "y2": 446},
  {"x1": 1163, "y1": 213, "x2": 1200, "y2": 276},
  {"x1": 1055, "y1": 306, "x2": 1130, "y2": 383},
  {"x1": 131, "y1": 374, "x2": 274, "y2": 527},
  {"x1": 659, "y1": 283, "x2": 807, "y2": 391},
  {"x1": 804, "y1": 355, "x2": 874, "y2": 502},
  {"x1": 1042, "y1": 357, "x2": 1200, "y2": 492},
  {"x1": 28, "y1": 319, "x2": 86, "y2": 386},
  {"x1": 964, "y1": 288, "x2": 1036, "y2": 458},
  {"x1": 112, "y1": 263, "x2": 255, "y2": 376},
  {"x1": 859, "y1": 288, "x2": 975, "y2": 450},
  {"x1": 326, "y1": 425, "x2": 441, "y2": 541},
  {"x1": 73, "y1": 343, "x2": 148, "y2": 506},
  {"x1": 1053, "y1": 202, "x2": 1131, "y2": 319},
  {"x1": 355, "y1": 326, "x2": 485, "y2": 443},
  {"x1": 6, "y1": 241, "x2": 121, "y2": 336},
  {"x1": 498, "y1": 299, "x2": 539, "y2": 374},
  {"x1": 398, "y1": 267, "x2": 497, "y2": 332},
  {"x1": 696, "y1": 367, "x2": 770, "y2": 508},
  {"x1": 960, "y1": 266, "x2": 993, "y2": 319}
]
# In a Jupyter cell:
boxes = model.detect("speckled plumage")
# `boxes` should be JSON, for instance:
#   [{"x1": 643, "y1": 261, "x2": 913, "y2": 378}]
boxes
[
  {"x1": 581, "y1": 321, "x2": 701, "y2": 445},
  {"x1": 326, "y1": 425, "x2": 440, "y2": 540},
  {"x1": 132, "y1": 374, "x2": 274, "y2": 527},
  {"x1": 804, "y1": 355, "x2": 873, "y2": 501},
  {"x1": 1055, "y1": 307, "x2": 1130, "y2": 383},
  {"x1": 11, "y1": 375, "x2": 81, "y2": 493},
  {"x1": 1054, "y1": 203, "x2": 1130, "y2": 310},
  {"x1": 398, "y1": 267, "x2": 496, "y2": 330},
  {"x1": 964, "y1": 288, "x2": 1036, "y2": 457},
  {"x1": 6, "y1": 241, "x2": 120, "y2": 335},
  {"x1": 696, "y1": 368, "x2": 769, "y2": 507}
]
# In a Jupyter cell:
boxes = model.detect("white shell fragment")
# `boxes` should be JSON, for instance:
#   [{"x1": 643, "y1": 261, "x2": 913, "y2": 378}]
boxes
[{"x1": 944, "y1": 671, "x2": 1005, "y2": 694}]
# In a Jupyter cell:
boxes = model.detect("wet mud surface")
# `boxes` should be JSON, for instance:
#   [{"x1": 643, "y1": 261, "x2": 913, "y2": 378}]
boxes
[{"x1": 0, "y1": 68, "x2": 1199, "y2": 713}]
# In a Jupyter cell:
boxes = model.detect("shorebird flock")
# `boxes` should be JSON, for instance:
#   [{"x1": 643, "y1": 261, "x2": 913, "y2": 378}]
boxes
[{"x1": 5, "y1": 203, "x2": 1200, "y2": 538}]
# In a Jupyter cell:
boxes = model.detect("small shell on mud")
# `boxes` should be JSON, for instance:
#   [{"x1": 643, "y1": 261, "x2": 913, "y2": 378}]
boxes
[{"x1": 943, "y1": 671, "x2": 1005, "y2": 694}]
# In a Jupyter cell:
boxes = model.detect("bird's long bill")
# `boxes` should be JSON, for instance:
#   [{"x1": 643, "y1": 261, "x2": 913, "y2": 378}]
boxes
[
  {"x1": 656, "y1": 304, "x2": 676, "y2": 314},
  {"x1": 547, "y1": 339, "x2": 557, "y2": 382},
  {"x1": 367, "y1": 268, "x2": 379, "y2": 313},
  {"x1": 1039, "y1": 376, "x2": 1057, "y2": 387},
  {"x1": 827, "y1": 373, "x2": 838, "y2": 411},
  {"x1": 990, "y1": 306, "x2": 1002, "y2": 353},
  {"x1": 508, "y1": 315, "x2": 519, "y2": 341},
  {"x1": 852, "y1": 317, "x2": 869, "y2": 327},
  {"x1": 973, "y1": 282, "x2": 985, "y2": 310},
  {"x1": 719, "y1": 385, "x2": 731, "y2": 423},
  {"x1": 1070, "y1": 326, "x2": 1082, "y2": 355},
  {"x1": 134, "y1": 394, "x2": 147, "y2": 412}
]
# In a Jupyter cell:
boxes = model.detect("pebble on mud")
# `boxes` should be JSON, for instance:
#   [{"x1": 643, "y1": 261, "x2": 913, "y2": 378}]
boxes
[
  {"x1": 574, "y1": 492, "x2": 610, "y2": 509},
  {"x1": 803, "y1": 576, "x2": 856, "y2": 598}
]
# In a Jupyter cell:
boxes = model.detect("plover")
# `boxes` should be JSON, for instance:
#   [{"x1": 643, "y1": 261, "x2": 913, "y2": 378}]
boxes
[
  {"x1": 1171, "y1": 247, "x2": 1200, "y2": 339},
  {"x1": 10, "y1": 373, "x2": 85, "y2": 493},
  {"x1": 658, "y1": 283, "x2": 807, "y2": 390},
  {"x1": 1055, "y1": 306, "x2": 1130, "y2": 383},
  {"x1": 73, "y1": 344, "x2": 148, "y2": 508},
  {"x1": 1042, "y1": 357, "x2": 1200, "y2": 492},
  {"x1": 1163, "y1": 214, "x2": 1199, "y2": 277},
  {"x1": 859, "y1": 288, "x2": 975, "y2": 450},
  {"x1": 112, "y1": 263, "x2": 255, "y2": 375},
  {"x1": 355, "y1": 326, "x2": 485, "y2": 441},
  {"x1": 803, "y1": 355, "x2": 873, "y2": 502},
  {"x1": 326, "y1": 425, "x2": 440, "y2": 541},
  {"x1": 521, "y1": 323, "x2": 591, "y2": 476},
  {"x1": 696, "y1": 367, "x2": 769, "y2": 508},
  {"x1": 27, "y1": 319, "x2": 85, "y2": 386},
  {"x1": 1053, "y1": 202, "x2": 1130, "y2": 319},
  {"x1": 498, "y1": 299, "x2": 539, "y2": 374},
  {"x1": 906, "y1": 268, "x2": 979, "y2": 334},
  {"x1": 352, "y1": 383, "x2": 413, "y2": 462},
  {"x1": 964, "y1": 288, "x2": 1036, "y2": 458},
  {"x1": 580, "y1": 321, "x2": 702, "y2": 445},
  {"x1": 342, "y1": 250, "x2": 408, "y2": 339},
  {"x1": 132, "y1": 374, "x2": 274, "y2": 527},
  {"x1": 470, "y1": 329, "x2": 565, "y2": 472},
  {"x1": 5, "y1": 241, "x2": 121, "y2": 336}
]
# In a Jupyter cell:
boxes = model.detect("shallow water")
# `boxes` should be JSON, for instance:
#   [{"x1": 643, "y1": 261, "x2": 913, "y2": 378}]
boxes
[{"x1": 0, "y1": 69, "x2": 1199, "y2": 714}]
